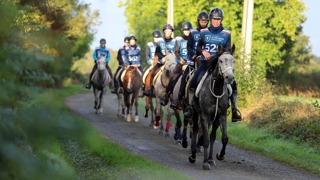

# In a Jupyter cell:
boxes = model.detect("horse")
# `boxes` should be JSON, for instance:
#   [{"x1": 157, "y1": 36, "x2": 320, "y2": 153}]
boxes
[
  {"x1": 188, "y1": 44, "x2": 236, "y2": 170},
  {"x1": 153, "y1": 50, "x2": 177, "y2": 136},
  {"x1": 170, "y1": 65, "x2": 195, "y2": 146},
  {"x1": 122, "y1": 65, "x2": 141, "y2": 122},
  {"x1": 91, "y1": 55, "x2": 111, "y2": 115},
  {"x1": 142, "y1": 55, "x2": 156, "y2": 128}
]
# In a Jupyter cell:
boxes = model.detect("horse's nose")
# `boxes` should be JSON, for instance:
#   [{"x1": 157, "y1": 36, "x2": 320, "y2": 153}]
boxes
[
  {"x1": 127, "y1": 88, "x2": 132, "y2": 93},
  {"x1": 225, "y1": 75, "x2": 234, "y2": 84}
]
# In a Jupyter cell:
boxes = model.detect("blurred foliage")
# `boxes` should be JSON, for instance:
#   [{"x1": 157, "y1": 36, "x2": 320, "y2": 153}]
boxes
[
  {"x1": 119, "y1": 0, "x2": 309, "y2": 106},
  {"x1": 0, "y1": 0, "x2": 99, "y2": 178},
  {"x1": 248, "y1": 99, "x2": 320, "y2": 149}
]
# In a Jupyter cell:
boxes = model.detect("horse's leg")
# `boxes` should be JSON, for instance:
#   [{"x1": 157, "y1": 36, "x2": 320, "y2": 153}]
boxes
[
  {"x1": 188, "y1": 109, "x2": 199, "y2": 163},
  {"x1": 217, "y1": 115, "x2": 228, "y2": 161},
  {"x1": 181, "y1": 116, "x2": 190, "y2": 148},
  {"x1": 174, "y1": 109, "x2": 182, "y2": 144},
  {"x1": 93, "y1": 88, "x2": 98, "y2": 114},
  {"x1": 144, "y1": 72, "x2": 152, "y2": 118},
  {"x1": 117, "y1": 93, "x2": 122, "y2": 117},
  {"x1": 200, "y1": 113, "x2": 211, "y2": 170},
  {"x1": 134, "y1": 93, "x2": 139, "y2": 122},
  {"x1": 145, "y1": 96, "x2": 150, "y2": 118},
  {"x1": 98, "y1": 89, "x2": 105, "y2": 115},
  {"x1": 164, "y1": 105, "x2": 171, "y2": 138},
  {"x1": 208, "y1": 119, "x2": 220, "y2": 166},
  {"x1": 124, "y1": 93, "x2": 131, "y2": 122}
]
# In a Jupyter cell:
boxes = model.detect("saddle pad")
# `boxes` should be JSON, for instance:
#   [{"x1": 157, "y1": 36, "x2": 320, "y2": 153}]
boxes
[
  {"x1": 195, "y1": 71, "x2": 208, "y2": 98},
  {"x1": 121, "y1": 70, "x2": 127, "y2": 82},
  {"x1": 152, "y1": 65, "x2": 164, "y2": 86},
  {"x1": 227, "y1": 84, "x2": 232, "y2": 97},
  {"x1": 182, "y1": 64, "x2": 188, "y2": 71},
  {"x1": 142, "y1": 65, "x2": 153, "y2": 84}
]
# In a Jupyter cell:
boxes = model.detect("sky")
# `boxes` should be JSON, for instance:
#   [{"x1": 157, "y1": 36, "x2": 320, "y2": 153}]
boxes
[{"x1": 86, "y1": 0, "x2": 320, "y2": 57}]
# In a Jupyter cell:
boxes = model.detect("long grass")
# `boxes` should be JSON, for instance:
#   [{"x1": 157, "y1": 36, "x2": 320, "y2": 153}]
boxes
[{"x1": 35, "y1": 84, "x2": 192, "y2": 180}]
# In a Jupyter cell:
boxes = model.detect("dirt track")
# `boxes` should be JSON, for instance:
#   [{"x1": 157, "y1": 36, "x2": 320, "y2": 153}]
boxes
[{"x1": 65, "y1": 92, "x2": 319, "y2": 180}]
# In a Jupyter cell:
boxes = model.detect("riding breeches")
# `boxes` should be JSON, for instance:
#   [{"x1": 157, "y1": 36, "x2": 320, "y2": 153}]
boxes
[
  {"x1": 178, "y1": 66, "x2": 193, "y2": 99},
  {"x1": 190, "y1": 61, "x2": 208, "y2": 91}
]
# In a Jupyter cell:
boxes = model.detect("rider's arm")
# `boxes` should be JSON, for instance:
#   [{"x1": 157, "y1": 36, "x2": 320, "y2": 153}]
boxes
[
  {"x1": 137, "y1": 48, "x2": 141, "y2": 66},
  {"x1": 106, "y1": 50, "x2": 111, "y2": 63},
  {"x1": 92, "y1": 49, "x2": 98, "y2": 61},
  {"x1": 196, "y1": 37, "x2": 204, "y2": 55},
  {"x1": 155, "y1": 45, "x2": 165, "y2": 59},
  {"x1": 187, "y1": 35, "x2": 195, "y2": 58},
  {"x1": 117, "y1": 49, "x2": 124, "y2": 65},
  {"x1": 175, "y1": 41, "x2": 185, "y2": 63},
  {"x1": 225, "y1": 34, "x2": 231, "y2": 49}
]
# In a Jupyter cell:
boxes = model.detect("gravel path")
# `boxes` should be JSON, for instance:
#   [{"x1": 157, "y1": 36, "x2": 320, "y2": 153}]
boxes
[{"x1": 65, "y1": 92, "x2": 319, "y2": 180}]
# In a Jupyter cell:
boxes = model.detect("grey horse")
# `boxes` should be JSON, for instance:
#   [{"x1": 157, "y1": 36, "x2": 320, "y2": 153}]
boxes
[
  {"x1": 91, "y1": 55, "x2": 111, "y2": 115},
  {"x1": 153, "y1": 50, "x2": 177, "y2": 136},
  {"x1": 189, "y1": 44, "x2": 236, "y2": 170}
]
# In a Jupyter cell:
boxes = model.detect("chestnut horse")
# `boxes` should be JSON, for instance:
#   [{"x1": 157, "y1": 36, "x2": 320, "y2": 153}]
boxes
[{"x1": 122, "y1": 66, "x2": 141, "y2": 122}]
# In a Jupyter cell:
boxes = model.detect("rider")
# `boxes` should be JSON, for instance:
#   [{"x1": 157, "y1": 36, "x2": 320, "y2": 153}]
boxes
[
  {"x1": 86, "y1": 38, "x2": 113, "y2": 89},
  {"x1": 143, "y1": 24, "x2": 176, "y2": 97},
  {"x1": 139, "y1": 30, "x2": 163, "y2": 97},
  {"x1": 159, "y1": 21, "x2": 193, "y2": 106},
  {"x1": 176, "y1": 12, "x2": 209, "y2": 115},
  {"x1": 111, "y1": 36, "x2": 130, "y2": 94},
  {"x1": 118, "y1": 36, "x2": 143, "y2": 88},
  {"x1": 188, "y1": 8, "x2": 242, "y2": 122}
]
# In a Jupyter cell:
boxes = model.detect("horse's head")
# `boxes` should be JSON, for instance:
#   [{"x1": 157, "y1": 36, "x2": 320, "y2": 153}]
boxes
[
  {"x1": 217, "y1": 44, "x2": 235, "y2": 84},
  {"x1": 163, "y1": 49, "x2": 177, "y2": 74},
  {"x1": 97, "y1": 55, "x2": 106, "y2": 72},
  {"x1": 123, "y1": 66, "x2": 138, "y2": 93}
]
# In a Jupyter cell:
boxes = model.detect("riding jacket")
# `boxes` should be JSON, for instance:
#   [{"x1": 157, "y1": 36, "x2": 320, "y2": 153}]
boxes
[
  {"x1": 197, "y1": 24, "x2": 231, "y2": 61},
  {"x1": 146, "y1": 41, "x2": 157, "y2": 65},
  {"x1": 124, "y1": 45, "x2": 141, "y2": 66},
  {"x1": 156, "y1": 37, "x2": 176, "y2": 64},
  {"x1": 93, "y1": 46, "x2": 111, "y2": 63}
]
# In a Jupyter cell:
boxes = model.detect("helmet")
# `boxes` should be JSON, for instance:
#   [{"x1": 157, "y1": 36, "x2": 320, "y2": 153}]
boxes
[
  {"x1": 209, "y1": 8, "x2": 224, "y2": 20},
  {"x1": 100, "y1": 38, "x2": 106, "y2": 44},
  {"x1": 163, "y1": 24, "x2": 174, "y2": 32},
  {"x1": 152, "y1": 30, "x2": 162, "y2": 38},
  {"x1": 129, "y1": 35, "x2": 137, "y2": 41},
  {"x1": 124, "y1": 36, "x2": 130, "y2": 42},
  {"x1": 181, "y1": 21, "x2": 193, "y2": 31},
  {"x1": 197, "y1": 12, "x2": 209, "y2": 28}
]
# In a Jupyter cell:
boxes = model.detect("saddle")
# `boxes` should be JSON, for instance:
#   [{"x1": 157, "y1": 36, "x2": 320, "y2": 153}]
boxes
[
  {"x1": 91, "y1": 69, "x2": 112, "y2": 83},
  {"x1": 152, "y1": 65, "x2": 165, "y2": 86},
  {"x1": 142, "y1": 65, "x2": 153, "y2": 84}
]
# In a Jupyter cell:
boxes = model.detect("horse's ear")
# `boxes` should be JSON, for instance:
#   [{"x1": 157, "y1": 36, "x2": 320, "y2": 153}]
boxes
[
  {"x1": 218, "y1": 44, "x2": 223, "y2": 54},
  {"x1": 124, "y1": 66, "x2": 128, "y2": 71},
  {"x1": 231, "y1": 44, "x2": 236, "y2": 55}
]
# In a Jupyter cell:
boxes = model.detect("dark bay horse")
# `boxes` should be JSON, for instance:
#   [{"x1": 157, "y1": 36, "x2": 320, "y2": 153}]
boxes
[
  {"x1": 92, "y1": 55, "x2": 111, "y2": 115},
  {"x1": 122, "y1": 66, "x2": 141, "y2": 122},
  {"x1": 189, "y1": 44, "x2": 236, "y2": 170}
]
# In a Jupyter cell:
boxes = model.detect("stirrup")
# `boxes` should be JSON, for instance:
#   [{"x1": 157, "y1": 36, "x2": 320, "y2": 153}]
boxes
[
  {"x1": 170, "y1": 99, "x2": 182, "y2": 110},
  {"x1": 85, "y1": 84, "x2": 91, "y2": 89},
  {"x1": 183, "y1": 106, "x2": 193, "y2": 117},
  {"x1": 232, "y1": 109, "x2": 242, "y2": 122}
]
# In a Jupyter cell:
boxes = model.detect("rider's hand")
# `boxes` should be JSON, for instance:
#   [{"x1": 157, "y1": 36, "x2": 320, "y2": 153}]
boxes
[{"x1": 202, "y1": 50, "x2": 211, "y2": 60}]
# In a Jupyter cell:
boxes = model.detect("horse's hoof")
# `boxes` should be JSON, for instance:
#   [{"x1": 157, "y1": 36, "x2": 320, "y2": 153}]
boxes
[
  {"x1": 134, "y1": 116, "x2": 139, "y2": 122},
  {"x1": 117, "y1": 113, "x2": 121, "y2": 117},
  {"x1": 202, "y1": 163, "x2": 211, "y2": 170},
  {"x1": 165, "y1": 132, "x2": 170, "y2": 138},
  {"x1": 144, "y1": 113, "x2": 148, "y2": 118},
  {"x1": 216, "y1": 152, "x2": 225, "y2": 161},
  {"x1": 176, "y1": 139, "x2": 182, "y2": 145},
  {"x1": 208, "y1": 159, "x2": 216, "y2": 166},
  {"x1": 153, "y1": 125, "x2": 159, "y2": 129},
  {"x1": 126, "y1": 117, "x2": 131, "y2": 122},
  {"x1": 182, "y1": 140, "x2": 188, "y2": 148},
  {"x1": 155, "y1": 115, "x2": 161, "y2": 121},
  {"x1": 98, "y1": 112, "x2": 102, "y2": 115},
  {"x1": 188, "y1": 154, "x2": 196, "y2": 163},
  {"x1": 158, "y1": 131, "x2": 163, "y2": 135}
]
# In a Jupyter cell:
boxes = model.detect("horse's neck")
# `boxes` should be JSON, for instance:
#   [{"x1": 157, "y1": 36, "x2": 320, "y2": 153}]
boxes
[
  {"x1": 210, "y1": 65, "x2": 225, "y2": 94},
  {"x1": 97, "y1": 70, "x2": 107, "y2": 82}
]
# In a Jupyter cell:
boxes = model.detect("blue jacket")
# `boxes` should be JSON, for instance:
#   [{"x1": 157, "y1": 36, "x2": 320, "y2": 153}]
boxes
[
  {"x1": 197, "y1": 25, "x2": 231, "y2": 61},
  {"x1": 93, "y1": 46, "x2": 111, "y2": 63},
  {"x1": 124, "y1": 45, "x2": 141, "y2": 66}
]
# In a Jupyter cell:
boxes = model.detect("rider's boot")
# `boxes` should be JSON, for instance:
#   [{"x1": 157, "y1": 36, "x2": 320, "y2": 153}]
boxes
[
  {"x1": 160, "y1": 93, "x2": 170, "y2": 106},
  {"x1": 231, "y1": 90, "x2": 242, "y2": 122}
]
